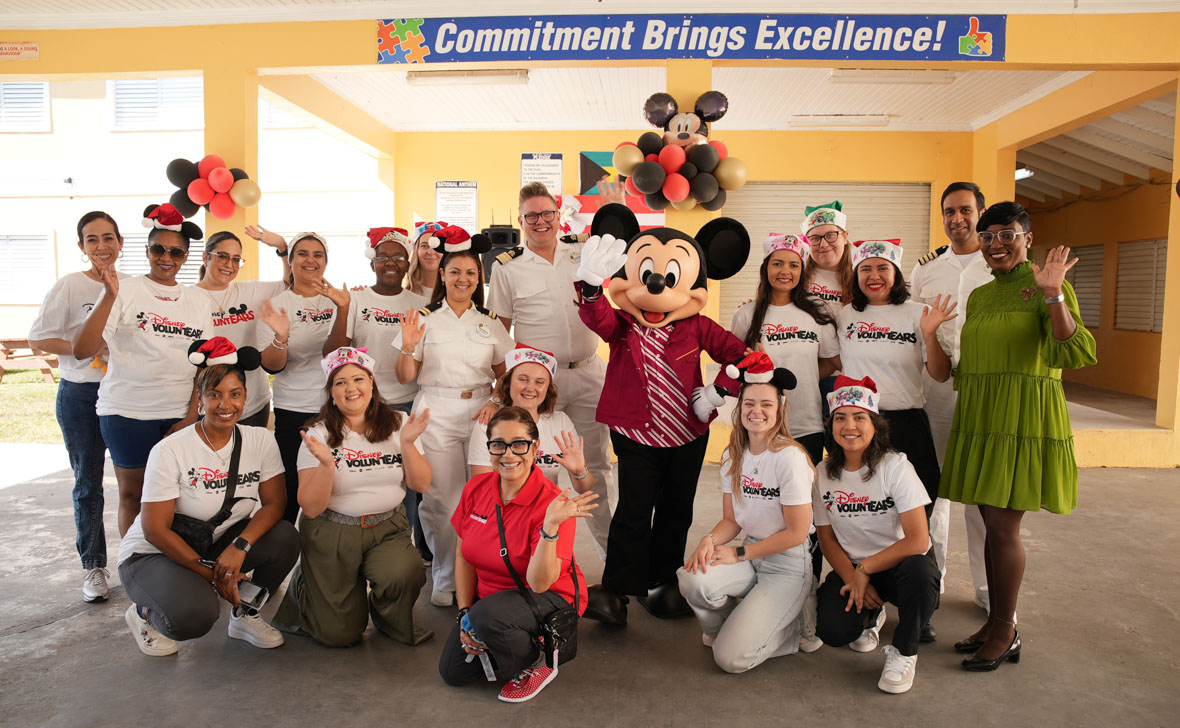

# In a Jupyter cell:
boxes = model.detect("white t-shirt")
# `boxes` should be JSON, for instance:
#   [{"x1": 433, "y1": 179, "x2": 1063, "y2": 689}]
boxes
[
  {"x1": 29, "y1": 271, "x2": 126, "y2": 384},
  {"x1": 807, "y1": 267, "x2": 844, "y2": 320},
  {"x1": 467, "y1": 410, "x2": 578, "y2": 487},
  {"x1": 346, "y1": 286, "x2": 427, "y2": 405},
  {"x1": 117, "y1": 424, "x2": 284, "y2": 563},
  {"x1": 258, "y1": 290, "x2": 337, "y2": 413},
  {"x1": 392, "y1": 301, "x2": 514, "y2": 389},
  {"x1": 720, "y1": 445, "x2": 814, "y2": 540},
  {"x1": 297, "y1": 422, "x2": 424, "y2": 517},
  {"x1": 811, "y1": 451, "x2": 930, "y2": 563},
  {"x1": 731, "y1": 301, "x2": 839, "y2": 437},
  {"x1": 835, "y1": 301, "x2": 928, "y2": 411},
  {"x1": 97, "y1": 277, "x2": 211, "y2": 419},
  {"x1": 192, "y1": 280, "x2": 286, "y2": 418}
]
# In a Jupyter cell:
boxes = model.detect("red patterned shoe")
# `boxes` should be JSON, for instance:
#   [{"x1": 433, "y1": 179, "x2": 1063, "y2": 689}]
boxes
[{"x1": 497, "y1": 664, "x2": 557, "y2": 703}]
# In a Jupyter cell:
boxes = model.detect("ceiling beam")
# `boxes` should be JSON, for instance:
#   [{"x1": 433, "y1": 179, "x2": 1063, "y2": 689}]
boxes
[
  {"x1": 1021, "y1": 169, "x2": 1081, "y2": 195},
  {"x1": 1016, "y1": 151, "x2": 1102, "y2": 190},
  {"x1": 1036, "y1": 137, "x2": 1150, "y2": 178},
  {"x1": 1025, "y1": 142, "x2": 1129, "y2": 185},
  {"x1": 1088, "y1": 118, "x2": 1175, "y2": 155},
  {"x1": 1015, "y1": 184, "x2": 1046, "y2": 203},
  {"x1": 1020, "y1": 178, "x2": 1065, "y2": 199},
  {"x1": 1113, "y1": 106, "x2": 1177, "y2": 135},
  {"x1": 259, "y1": 75, "x2": 395, "y2": 159},
  {"x1": 1063, "y1": 128, "x2": 1174, "y2": 172}
]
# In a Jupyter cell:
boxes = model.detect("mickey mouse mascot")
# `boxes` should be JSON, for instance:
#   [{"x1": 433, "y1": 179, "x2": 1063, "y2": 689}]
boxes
[{"x1": 575, "y1": 203, "x2": 750, "y2": 624}]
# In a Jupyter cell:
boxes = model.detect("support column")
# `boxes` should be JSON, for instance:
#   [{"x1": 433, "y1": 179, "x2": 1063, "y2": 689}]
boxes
[
  {"x1": 203, "y1": 66, "x2": 260, "y2": 280},
  {"x1": 971, "y1": 125, "x2": 1017, "y2": 204},
  {"x1": 1154, "y1": 74, "x2": 1180, "y2": 430}
]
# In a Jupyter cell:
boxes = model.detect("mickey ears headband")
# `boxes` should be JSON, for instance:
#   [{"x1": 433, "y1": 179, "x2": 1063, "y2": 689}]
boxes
[
  {"x1": 725, "y1": 351, "x2": 797, "y2": 391},
  {"x1": 187, "y1": 336, "x2": 262, "y2": 371},
  {"x1": 426, "y1": 225, "x2": 492, "y2": 256},
  {"x1": 142, "y1": 203, "x2": 202, "y2": 241},
  {"x1": 590, "y1": 203, "x2": 750, "y2": 282}
]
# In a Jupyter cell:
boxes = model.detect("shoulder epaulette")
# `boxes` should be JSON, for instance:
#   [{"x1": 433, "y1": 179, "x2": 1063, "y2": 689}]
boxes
[
  {"x1": 560, "y1": 233, "x2": 590, "y2": 244},
  {"x1": 494, "y1": 247, "x2": 524, "y2": 266},
  {"x1": 918, "y1": 245, "x2": 949, "y2": 265},
  {"x1": 475, "y1": 304, "x2": 498, "y2": 320},
  {"x1": 419, "y1": 301, "x2": 444, "y2": 316}
]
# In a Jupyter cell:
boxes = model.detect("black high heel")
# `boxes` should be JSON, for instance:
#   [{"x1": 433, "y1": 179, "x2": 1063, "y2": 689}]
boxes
[
  {"x1": 954, "y1": 636, "x2": 984, "y2": 654},
  {"x1": 961, "y1": 631, "x2": 1021, "y2": 671}
]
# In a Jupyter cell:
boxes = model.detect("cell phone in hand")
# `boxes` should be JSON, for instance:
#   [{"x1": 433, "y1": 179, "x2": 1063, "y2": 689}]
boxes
[{"x1": 235, "y1": 580, "x2": 269, "y2": 617}]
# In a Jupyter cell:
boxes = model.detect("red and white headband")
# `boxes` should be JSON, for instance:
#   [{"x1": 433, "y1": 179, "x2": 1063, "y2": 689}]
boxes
[
  {"x1": 187, "y1": 336, "x2": 262, "y2": 370},
  {"x1": 725, "y1": 351, "x2": 797, "y2": 391},
  {"x1": 142, "y1": 203, "x2": 185, "y2": 232},
  {"x1": 504, "y1": 343, "x2": 558, "y2": 377},
  {"x1": 826, "y1": 375, "x2": 879, "y2": 414}
]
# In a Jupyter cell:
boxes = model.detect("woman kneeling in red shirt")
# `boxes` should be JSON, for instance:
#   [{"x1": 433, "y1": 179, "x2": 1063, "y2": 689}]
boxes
[{"x1": 440, "y1": 406, "x2": 597, "y2": 703}]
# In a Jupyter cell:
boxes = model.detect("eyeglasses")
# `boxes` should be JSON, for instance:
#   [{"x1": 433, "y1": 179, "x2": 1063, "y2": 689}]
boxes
[
  {"x1": 978, "y1": 229, "x2": 1027, "y2": 246},
  {"x1": 487, "y1": 438, "x2": 535, "y2": 456},
  {"x1": 148, "y1": 243, "x2": 188, "y2": 260},
  {"x1": 807, "y1": 230, "x2": 842, "y2": 245},
  {"x1": 521, "y1": 210, "x2": 559, "y2": 225},
  {"x1": 209, "y1": 251, "x2": 244, "y2": 267},
  {"x1": 373, "y1": 255, "x2": 408, "y2": 265}
]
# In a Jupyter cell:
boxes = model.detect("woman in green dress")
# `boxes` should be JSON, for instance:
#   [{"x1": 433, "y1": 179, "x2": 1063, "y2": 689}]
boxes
[{"x1": 940, "y1": 201, "x2": 1096, "y2": 671}]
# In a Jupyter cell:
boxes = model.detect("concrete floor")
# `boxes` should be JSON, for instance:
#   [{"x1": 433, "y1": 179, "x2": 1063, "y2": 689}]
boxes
[{"x1": 1, "y1": 463, "x2": 1178, "y2": 727}]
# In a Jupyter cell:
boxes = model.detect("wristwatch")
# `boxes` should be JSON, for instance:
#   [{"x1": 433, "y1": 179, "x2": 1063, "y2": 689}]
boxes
[
  {"x1": 275, "y1": 247, "x2": 288, "y2": 258},
  {"x1": 735, "y1": 546, "x2": 746, "y2": 561},
  {"x1": 232, "y1": 536, "x2": 252, "y2": 553}
]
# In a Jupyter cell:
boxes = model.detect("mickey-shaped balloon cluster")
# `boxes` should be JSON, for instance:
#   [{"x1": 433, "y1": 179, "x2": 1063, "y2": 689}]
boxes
[
  {"x1": 610, "y1": 91, "x2": 747, "y2": 213},
  {"x1": 164, "y1": 155, "x2": 262, "y2": 221}
]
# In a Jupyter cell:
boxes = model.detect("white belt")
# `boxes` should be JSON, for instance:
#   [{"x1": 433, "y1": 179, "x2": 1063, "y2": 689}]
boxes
[
  {"x1": 419, "y1": 384, "x2": 492, "y2": 400},
  {"x1": 565, "y1": 355, "x2": 598, "y2": 370}
]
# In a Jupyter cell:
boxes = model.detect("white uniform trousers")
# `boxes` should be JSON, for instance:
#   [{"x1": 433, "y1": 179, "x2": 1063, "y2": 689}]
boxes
[{"x1": 553, "y1": 355, "x2": 615, "y2": 560}]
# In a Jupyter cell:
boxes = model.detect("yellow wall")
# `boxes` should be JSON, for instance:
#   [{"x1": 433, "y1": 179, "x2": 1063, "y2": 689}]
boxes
[{"x1": 1030, "y1": 181, "x2": 1172, "y2": 399}]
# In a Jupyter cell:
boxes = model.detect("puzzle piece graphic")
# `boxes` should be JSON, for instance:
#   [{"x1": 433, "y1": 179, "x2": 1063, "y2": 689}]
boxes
[
  {"x1": 379, "y1": 44, "x2": 410, "y2": 64},
  {"x1": 400, "y1": 32, "x2": 431, "y2": 63},
  {"x1": 377, "y1": 20, "x2": 401, "y2": 54},
  {"x1": 391, "y1": 18, "x2": 425, "y2": 39}
]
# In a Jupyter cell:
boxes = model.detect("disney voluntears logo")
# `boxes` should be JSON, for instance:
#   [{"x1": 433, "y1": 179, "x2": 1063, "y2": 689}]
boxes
[
  {"x1": 843, "y1": 321, "x2": 917, "y2": 344},
  {"x1": 360, "y1": 307, "x2": 406, "y2": 325},
  {"x1": 332, "y1": 446, "x2": 403, "y2": 470},
  {"x1": 186, "y1": 466, "x2": 262, "y2": 491},
  {"x1": 213, "y1": 304, "x2": 253, "y2": 327},
  {"x1": 808, "y1": 283, "x2": 841, "y2": 301},
  {"x1": 763, "y1": 323, "x2": 819, "y2": 344},
  {"x1": 822, "y1": 490, "x2": 894, "y2": 514},
  {"x1": 136, "y1": 312, "x2": 204, "y2": 339},
  {"x1": 535, "y1": 450, "x2": 564, "y2": 467},
  {"x1": 295, "y1": 308, "x2": 333, "y2": 324},
  {"x1": 741, "y1": 474, "x2": 780, "y2": 499}
]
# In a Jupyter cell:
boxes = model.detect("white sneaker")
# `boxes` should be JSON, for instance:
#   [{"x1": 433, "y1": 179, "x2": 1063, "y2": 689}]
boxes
[
  {"x1": 125, "y1": 604, "x2": 177, "y2": 657},
  {"x1": 702, "y1": 632, "x2": 715, "y2": 647},
  {"x1": 799, "y1": 588, "x2": 823, "y2": 653},
  {"x1": 850, "y1": 609, "x2": 886, "y2": 653},
  {"x1": 82, "y1": 568, "x2": 110, "y2": 602},
  {"x1": 431, "y1": 589, "x2": 455, "y2": 607},
  {"x1": 878, "y1": 644, "x2": 917, "y2": 694},
  {"x1": 228, "y1": 611, "x2": 285, "y2": 648}
]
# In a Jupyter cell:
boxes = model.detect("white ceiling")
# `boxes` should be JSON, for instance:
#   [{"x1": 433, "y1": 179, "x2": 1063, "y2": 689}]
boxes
[
  {"x1": 3, "y1": 0, "x2": 1179, "y2": 29},
  {"x1": 312, "y1": 66, "x2": 1092, "y2": 133}
]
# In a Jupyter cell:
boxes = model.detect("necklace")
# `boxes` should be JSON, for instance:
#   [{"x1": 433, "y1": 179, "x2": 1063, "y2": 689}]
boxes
[
  {"x1": 748, "y1": 448, "x2": 768, "y2": 476},
  {"x1": 202, "y1": 284, "x2": 232, "y2": 316},
  {"x1": 199, "y1": 419, "x2": 234, "y2": 468}
]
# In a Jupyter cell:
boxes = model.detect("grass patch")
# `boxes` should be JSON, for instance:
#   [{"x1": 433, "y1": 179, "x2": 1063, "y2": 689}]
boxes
[{"x1": 0, "y1": 369, "x2": 62, "y2": 444}]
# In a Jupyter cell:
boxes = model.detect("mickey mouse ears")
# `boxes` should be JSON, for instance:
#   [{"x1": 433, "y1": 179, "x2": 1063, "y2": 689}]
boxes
[
  {"x1": 142, "y1": 203, "x2": 202, "y2": 241},
  {"x1": 427, "y1": 225, "x2": 492, "y2": 256},
  {"x1": 187, "y1": 336, "x2": 261, "y2": 371}
]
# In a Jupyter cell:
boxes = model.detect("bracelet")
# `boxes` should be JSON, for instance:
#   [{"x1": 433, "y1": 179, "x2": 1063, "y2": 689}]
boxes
[
  {"x1": 707, "y1": 533, "x2": 717, "y2": 547},
  {"x1": 399, "y1": 348, "x2": 414, "y2": 356},
  {"x1": 571, "y1": 469, "x2": 590, "y2": 480},
  {"x1": 455, "y1": 607, "x2": 470, "y2": 623},
  {"x1": 1044, "y1": 293, "x2": 1065, "y2": 305},
  {"x1": 271, "y1": 337, "x2": 288, "y2": 350},
  {"x1": 856, "y1": 561, "x2": 869, "y2": 575},
  {"x1": 539, "y1": 525, "x2": 559, "y2": 541},
  {"x1": 275, "y1": 247, "x2": 288, "y2": 258}
]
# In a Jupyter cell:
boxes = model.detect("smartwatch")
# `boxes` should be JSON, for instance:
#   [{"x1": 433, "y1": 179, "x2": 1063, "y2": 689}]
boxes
[
  {"x1": 275, "y1": 247, "x2": 288, "y2": 258},
  {"x1": 735, "y1": 546, "x2": 746, "y2": 561},
  {"x1": 232, "y1": 536, "x2": 252, "y2": 554}
]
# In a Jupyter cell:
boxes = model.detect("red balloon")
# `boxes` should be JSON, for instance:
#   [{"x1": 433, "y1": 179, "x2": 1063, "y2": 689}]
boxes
[
  {"x1": 662, "y1": 173, "x2": 690, "y2": 203},
  {"x1": 645, "y1": 153, "x2": 659, "y2": 162},
  {"x1": 187, "y1": 178, "x2": 214, "y2": 205},
  {"x1": 198, "y1": 154, "x2": 226, "y2": 179},
  {"x1": 208, "y1": 167, "x2": 233, "y2": 193},
  {"x1": 624, "y1": 176, "x2": 640, "y2": 197},
  {"x1": 709, "y1": 141, "x2": 728, "y2": 160},
  {"x1": 658, "y1": 144, "x2": 686, "y2": 175},
  {"x1": 209, "y1": 193, "x2": 236, "y2": 220},
  {"x1": 615, "y1": 141, "x2": 638, "y2": 150}
]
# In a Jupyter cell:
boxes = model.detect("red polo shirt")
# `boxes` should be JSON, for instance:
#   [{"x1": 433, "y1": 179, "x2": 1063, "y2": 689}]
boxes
[{"x1": 451, "y1": 467, "x2": 587, "y2": 614}]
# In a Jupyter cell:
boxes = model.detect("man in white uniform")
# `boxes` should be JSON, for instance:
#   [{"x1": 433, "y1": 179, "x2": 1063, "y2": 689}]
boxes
[
  {"x1": 486, "y1": 182, "x2": 615, "y2": 558},
  {"x1": 909, "y1": 182, "x2": 994, "y2": 616}
]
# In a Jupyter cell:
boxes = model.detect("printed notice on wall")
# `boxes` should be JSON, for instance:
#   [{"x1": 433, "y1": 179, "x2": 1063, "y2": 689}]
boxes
[
  {"x1": 0, "y1": 42, "x2": 39, "y2": 60},
  {"x1": 521, "y1": 153, "x2": 563, "y2": 195},
  {"x1": 435, "y1": 181, "x2": 479, "y2": 236}
]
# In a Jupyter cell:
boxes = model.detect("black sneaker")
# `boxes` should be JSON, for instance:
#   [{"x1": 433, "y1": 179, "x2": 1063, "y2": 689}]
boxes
[{"x1": 920, "y1": 619, "x2": 936, "y2": 643}]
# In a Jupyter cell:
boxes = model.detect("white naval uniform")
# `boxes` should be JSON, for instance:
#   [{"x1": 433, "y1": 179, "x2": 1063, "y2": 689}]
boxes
[
  {"x1": 910, "y1": 245, "x2": 993, "y2": 594},
  {"x1": 486, "y1": 241, "x2": 615, "y2": 558},
  {"x1": 396, "y1": 299, "x2": 514, "y2": 594}
]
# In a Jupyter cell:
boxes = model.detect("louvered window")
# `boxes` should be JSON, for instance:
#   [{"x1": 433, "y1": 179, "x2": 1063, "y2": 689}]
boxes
[
  {"x1": 117, "y1": 234, "x2": 202, "y2": 284},
  {"x1": 109, "y1": 77, "x2": 203, "y2": 130},
  {"x1": 0, "y1": 234, "x2": 55, "y2": 303},
  {"x1": 1115, "y1": 238, "x2": 1167, "y2": 332},
  {"x1": 0, "y1": 82, "x2": 50, "y2": 132},
  {"x1": 1063, "y1": 245, "x2": 1103, "y2": 329}
]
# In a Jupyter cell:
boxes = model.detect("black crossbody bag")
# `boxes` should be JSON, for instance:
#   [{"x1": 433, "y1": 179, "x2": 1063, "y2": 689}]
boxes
[
  {"x1": 170, "y1": 425, "x2": 244, "y2": 558},
  {"x1": 495, "y1": 504, "x2": 580, "y2": 668}
]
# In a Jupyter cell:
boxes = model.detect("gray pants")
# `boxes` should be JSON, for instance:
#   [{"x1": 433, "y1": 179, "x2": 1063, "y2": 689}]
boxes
[{"x1": 118, "y1": 519, "x2": 299, "y2": 641}]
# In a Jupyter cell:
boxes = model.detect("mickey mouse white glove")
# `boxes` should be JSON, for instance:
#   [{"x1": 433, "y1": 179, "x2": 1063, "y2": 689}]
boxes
[
  {"x1": 576, "y1": 234, "x2": 628, "y2": 287},
  {"x1": 691, "y1": 383, "x2": 727, "y2": 423}
]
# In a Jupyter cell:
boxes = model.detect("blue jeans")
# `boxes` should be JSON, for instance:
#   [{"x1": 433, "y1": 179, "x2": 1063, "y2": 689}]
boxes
[{"x1": 56, "y1": 380, "x2": 108, "y2": 569}]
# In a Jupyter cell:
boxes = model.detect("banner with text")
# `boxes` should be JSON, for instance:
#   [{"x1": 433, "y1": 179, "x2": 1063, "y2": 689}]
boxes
[{"x1": 377, "y1": 14, "x2": 1005, "y2": 64}]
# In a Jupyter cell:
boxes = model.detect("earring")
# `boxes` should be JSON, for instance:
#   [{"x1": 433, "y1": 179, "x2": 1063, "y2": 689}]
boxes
[
  {"x1": 118, "y1": 249, "x2": 124, "y2": 259},
  {"x1": 81, "y1": 253, "x2": 89, "y2": 263}
]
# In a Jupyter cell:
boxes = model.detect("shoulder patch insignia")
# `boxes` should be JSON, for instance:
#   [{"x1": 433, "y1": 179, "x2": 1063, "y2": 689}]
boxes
[
  {"x1": 495, "y1": 247, "x2": 524, "y2": 266},
  {"x1": 419, "y1": 301, "x2": 444, "y2": 316},
  {"x1": 560, "y1": 233, "x2": 590, "y2": 244},
  {"x1": 475, "y1": 304, "x2": 498, "y2": 320},
  {"x1": 918, "y1": 245, "x2": 949, "y2": 265}
]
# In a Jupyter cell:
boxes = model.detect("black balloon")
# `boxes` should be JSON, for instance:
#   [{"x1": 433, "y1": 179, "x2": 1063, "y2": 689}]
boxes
[
  {"x1": 688, "y1": 143, "x2": 720, "y2": 173},
  {"x1": 637, "y1": 131, "x2": 664, "y2": 157},
  {"x1": 690, "y1": 172, "x2": 720, "y2": 204},
  {"x1": 165, "y1": 158, "x2": 199, "y2": 188},
  {"x1": 700, "y1": 187, "x2": 727, "y2": 211},
  {"x1": 169, "y1": 187, "x2": 200, "y2": 218},
  {"x1": 643, "y1": 92, "x2": 678, "y2": 128},
  {"x1": 229, "y1": 167, "x2": 249, "y2": 182},
  {"x1": 679, "y1": 162, "x2": 698, "y2": 181},
  {"x1": 694, "y1": 90, "x2": 729, "y2": 122},
  {"x1": 631, "y1": 161, "x2": 667, "y2": 195},
  {"x1": 645, "y1": 190, "x2": 670, "y2": 211}
]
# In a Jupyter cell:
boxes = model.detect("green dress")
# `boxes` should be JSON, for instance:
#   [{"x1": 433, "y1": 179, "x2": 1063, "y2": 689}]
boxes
[{"x1": 939, "y1": 262, "x2": 1097, "y2": 515}]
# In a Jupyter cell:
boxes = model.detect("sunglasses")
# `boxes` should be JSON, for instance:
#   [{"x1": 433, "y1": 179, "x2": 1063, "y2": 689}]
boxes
[
  {"x1": 148, "y1": 243, "x2": 188, "y2": 260},
  {"x1": 487, "y1": 438, "x2": 535, "y2": 456}
]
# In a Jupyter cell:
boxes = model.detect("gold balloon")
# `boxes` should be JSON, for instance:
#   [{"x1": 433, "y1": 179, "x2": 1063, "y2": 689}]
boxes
[
  {"x1": 670, "y1": 196, "x2": 697, "y2": 211},
  {"x1": 228, "y1": 178, "x2": 261, "y2": 208},
  {"x1": 714, "y1": 157, "x2": 748, "y2": 190},
  {"x1": 612, "y1": 145, "x2": 645, "y2": 178}
]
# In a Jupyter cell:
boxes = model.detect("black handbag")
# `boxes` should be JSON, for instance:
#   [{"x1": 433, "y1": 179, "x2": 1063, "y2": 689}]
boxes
[
  {"x1": 495, "y1": 504, "x2": 580, "y2": 668},
  {"x1": 170, "y1": 425, "x2": 244, "y2": 558}
]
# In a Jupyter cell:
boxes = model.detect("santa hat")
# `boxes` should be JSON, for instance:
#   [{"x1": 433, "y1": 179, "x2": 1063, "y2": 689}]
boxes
[
  {"x1": 851, "y1": 239, "x2": 904, "y2": 269},
  {"x1": 321, "y1": 346, "x2": 376, "y2": 378},
  {"x1": 826, "y1": 375, "x2": 879, "y2": 414},
  {"x1": 187, "y1": 336, "x2": 262, "y2": 370},
  {"x1": 414, "y1": 221, "x2": 448, "y2": 240},
  {"x1": 800, "y1": 200, "x2": 847, "y2": 236},
  {"x1": 725, "y1": 351, "x2": 797, "y2": 391},
  {"x1": 764, "y1": 233, "x2": 810, "y2": 264},
  {"x1": 142, "y1": 203, "x2": 202, "y2": 241},
  {"x1": 504, "y1": 343, "x2": 558, "y2": 377},
  {"x1": 365, "y1": 227, "x2": 411, "y2": 259},
  {"x1": 425, "y1": 225, "x2": 493, "y2": 256}
]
